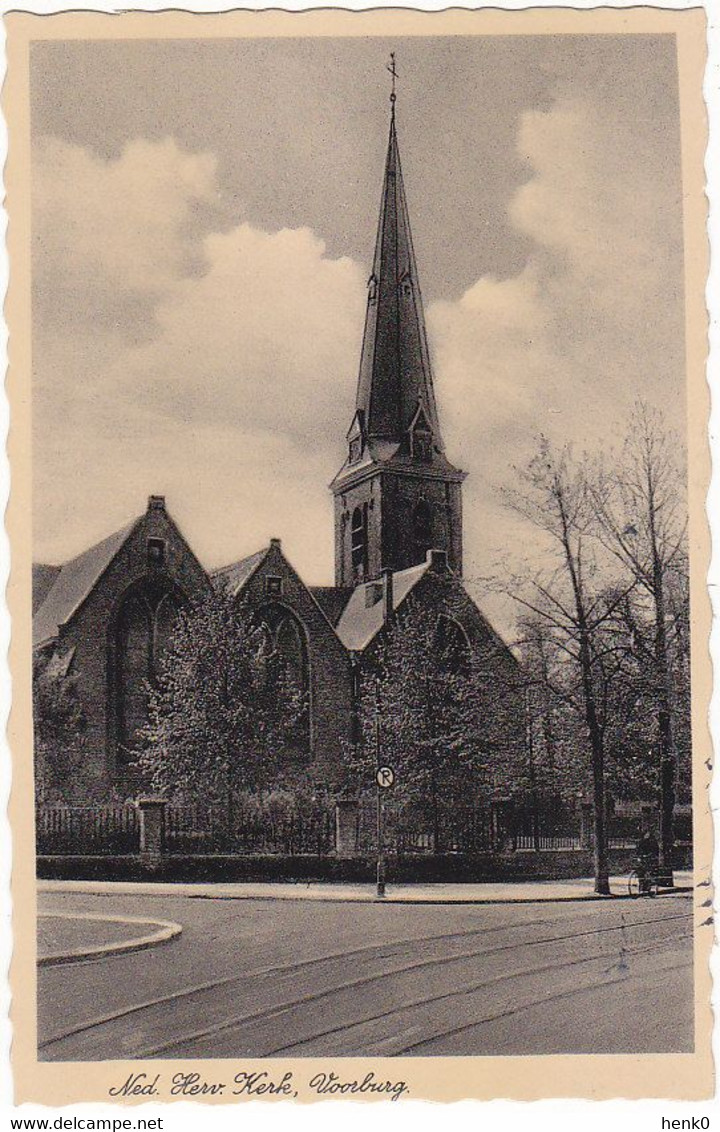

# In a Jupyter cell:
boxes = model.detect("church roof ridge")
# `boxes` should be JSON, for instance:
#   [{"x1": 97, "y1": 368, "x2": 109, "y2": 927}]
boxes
[
  {"x1": 33, "y1": 518, "x2": 141, "y2": 649},
  {"x1": 335, "y1": 558, "x2": 431, "y2": 652},
  {"x1": 211, "y1": 547, "x2": 269, "y2": 596}
]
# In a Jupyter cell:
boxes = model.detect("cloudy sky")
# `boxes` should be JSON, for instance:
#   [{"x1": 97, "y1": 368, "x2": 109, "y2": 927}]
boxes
[{"x1": 31, "y1": 33, "x2": 685, "y2": 606}]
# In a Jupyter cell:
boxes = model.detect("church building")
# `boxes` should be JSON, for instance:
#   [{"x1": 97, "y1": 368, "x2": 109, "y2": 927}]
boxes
[{"x1": 32, "y1": 94, "x2": 522, "y2": 803}]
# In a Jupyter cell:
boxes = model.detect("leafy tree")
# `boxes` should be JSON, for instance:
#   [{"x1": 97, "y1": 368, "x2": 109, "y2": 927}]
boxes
[
  {"x1": 134, "y1": 586, "x2": 306, "y2": 831},
  {"x1": 345, "y1": 593, "x2": 525, "y2": 852},
  {"x1": 33, "y1": 653, "x2": 88, "y2": 802}
]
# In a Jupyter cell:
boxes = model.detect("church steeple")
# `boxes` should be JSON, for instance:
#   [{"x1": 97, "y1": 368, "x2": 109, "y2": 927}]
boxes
[
  {"x1": 332, "y1": 66, "x2": 466, "y2": 588},
  {"x1": 354, "y1": 106, "x2": 443, "y2": 450}
]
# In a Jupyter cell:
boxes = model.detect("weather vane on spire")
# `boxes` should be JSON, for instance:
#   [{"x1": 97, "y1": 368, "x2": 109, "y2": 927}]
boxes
[{"x1": 387, "y1": 52, "x2": 398, "y2": 112}]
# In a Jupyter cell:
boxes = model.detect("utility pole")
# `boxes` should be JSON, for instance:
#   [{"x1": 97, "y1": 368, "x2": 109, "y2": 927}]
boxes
[{"x1": 375, "y1": 696, "x2": 386, "y2": 898}]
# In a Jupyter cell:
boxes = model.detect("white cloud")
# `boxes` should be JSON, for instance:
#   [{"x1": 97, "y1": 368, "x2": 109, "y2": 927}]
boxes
[
  {"x1": 116, "y1": 222, "x2": 364, "y2": 441},
  {"x1": 32, "y1": 97, "x2": 684, "y2": 606},
  {"x1": 32, "y1": 136, "x2": 365, "y2": 578},
  {"x1": 427, "y1": 97, "x2": 685, "y2": 584},
  {"x1": 33, "y1": 136, "x2": 218, "y2": 295}
]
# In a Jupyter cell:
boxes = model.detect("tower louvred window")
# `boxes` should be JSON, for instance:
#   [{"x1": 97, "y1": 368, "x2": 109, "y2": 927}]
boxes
[{"x1": 351, "y1": 506, "x2": 367, "y2": 573}]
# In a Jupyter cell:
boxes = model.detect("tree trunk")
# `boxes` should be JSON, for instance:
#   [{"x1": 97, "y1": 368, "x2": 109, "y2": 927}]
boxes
[
  {"x1": 526, "y1": 688, "x2": 541, "y2": 852},
  {"x1": 653, "y1": 563, "x2": 675, "y2": 887},
  {"x1": 579, "y1": 638, "x2": 609, "y2": 893},
  {"x1": 559, "y1": 501, "x2": 609, "y2": 896},
  {"x1": 431, "y1": 766, "x2": 441, "y2": 854}
]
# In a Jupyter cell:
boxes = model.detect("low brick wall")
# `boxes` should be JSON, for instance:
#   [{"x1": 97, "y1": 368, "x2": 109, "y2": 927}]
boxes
[{"x1": 36, "y1": 844, "x2": 692, "y2": 884}]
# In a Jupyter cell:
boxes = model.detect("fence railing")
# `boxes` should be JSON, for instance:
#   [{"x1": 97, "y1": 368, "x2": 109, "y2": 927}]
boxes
[
  {"x1": 36, "y1": 805, "x2": 140, "y2": 856},
  {"x1": 515, "y1": 834, "x2": 581, "y2": 851},
  {"x1": 35, "y1": 801, "x2": 692, "y2": 858},
  {"x1": 36, "y1": 801, "x2": 335, "y2": 857},
  {"x1": 165, "y1": 803, "x2": 334, "y2": 856}
]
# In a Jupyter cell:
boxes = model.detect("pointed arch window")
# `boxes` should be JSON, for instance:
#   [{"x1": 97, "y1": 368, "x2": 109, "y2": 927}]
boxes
[
  {"x1": 255, "y1": 603, "x2": 310, "y2": 751},
  {"x1": 410, "y1": 404, "x2": 433, "y2": 463},
  {"x1": 116, "y1": 593, "x2": 152, "y2": 759},
  {"x1": 113, "y1": 580, "x2": 185, "y2": 763}
]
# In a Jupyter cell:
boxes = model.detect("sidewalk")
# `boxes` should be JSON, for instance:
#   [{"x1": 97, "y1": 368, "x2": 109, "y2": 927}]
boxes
[{"x1": 39, "y1": 872, "x2": 694, "y2": 905}]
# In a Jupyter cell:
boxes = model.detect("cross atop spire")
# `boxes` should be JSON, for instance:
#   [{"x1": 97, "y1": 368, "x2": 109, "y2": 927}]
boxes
[{"x1": 387, "y1": 52, "x2": 398, "y2": 114}]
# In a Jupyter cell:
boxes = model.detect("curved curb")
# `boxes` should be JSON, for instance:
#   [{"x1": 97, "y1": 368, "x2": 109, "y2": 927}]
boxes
[{"x1": 38, "y1": 911, "x2": 182, "y2": 967}]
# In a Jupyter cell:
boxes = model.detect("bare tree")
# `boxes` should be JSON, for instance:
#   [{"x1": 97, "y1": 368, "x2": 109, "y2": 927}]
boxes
[
  {"x1": 505, "y1": 440, "x2": 634, "y2": 894},
  {"x1": 590, "y1": 402, "x2": 688, "y2": 885}
]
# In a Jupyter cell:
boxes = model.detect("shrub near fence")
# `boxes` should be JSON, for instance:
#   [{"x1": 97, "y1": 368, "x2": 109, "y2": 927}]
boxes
[{"x1": 36, "y1": 805, "x2": 139, "y2": 856}]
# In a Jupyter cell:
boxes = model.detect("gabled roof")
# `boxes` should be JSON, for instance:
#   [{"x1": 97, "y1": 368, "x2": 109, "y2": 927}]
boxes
[
  {"x1": 309, "y1": 586, "x2": 354, "y2": 627},
  {"x1": 32, "y1": 520, "x2": 138, "y2": 648},
  {"x1": 335, "y1": 560, "x2": 430, "y2": 652},
  {"x1": 211, "y1": 548, "x2": 268, "y2": 596},
  {"x1": 32, "y1": 564, "x2": 61, "y2": 614}
]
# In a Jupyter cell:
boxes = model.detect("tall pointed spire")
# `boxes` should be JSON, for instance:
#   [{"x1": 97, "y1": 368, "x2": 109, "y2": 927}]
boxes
[
  {"x1": 353, "y1": 79, "x2": 443, "y2": 451},
  {"x1": 332, "y1": 65, "x2": 465, "y2": 588}
]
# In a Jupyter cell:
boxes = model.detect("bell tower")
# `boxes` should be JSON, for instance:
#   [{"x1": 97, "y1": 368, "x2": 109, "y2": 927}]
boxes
[{"x1": 331, "y1": 65, "x2": 466, "y2": 588}]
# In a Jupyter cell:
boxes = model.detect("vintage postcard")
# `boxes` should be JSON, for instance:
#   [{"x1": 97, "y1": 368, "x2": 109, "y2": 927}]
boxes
[{"x1": 5, "y1": 5, "x2": 712, "y2": 1105}]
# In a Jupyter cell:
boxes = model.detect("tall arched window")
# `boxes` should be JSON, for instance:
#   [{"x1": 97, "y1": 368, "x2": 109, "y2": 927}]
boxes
[
  {"x1": 413, "y1": 499, "x2": 433, "y2": 558},
  {"x1": 113, "y1": 580, "x2": 185, "y2": 762},
  {"x1": 255, "y1": 603, "x2": 310, "y2": 752},
  {"x1": 154, "y1": 591, "x2": 183, "y2": 668},
  {"x1": 276, "y1": 615, "x2": 306, "y2": 695},
  {"x1": 117, "y1": 594, "x2": 152, "y2": 756},
  {"x1": 351, "y1": 505, "x2": 367, "y2": 577}
]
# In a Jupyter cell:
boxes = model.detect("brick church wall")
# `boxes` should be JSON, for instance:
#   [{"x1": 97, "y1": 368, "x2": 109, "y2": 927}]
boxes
[
  {"x1": 235, "y1": 541, "x2": 354, "y2": 782},
  {"x1": 48, "y1": 502, "x2": 210, "y2": 799}
]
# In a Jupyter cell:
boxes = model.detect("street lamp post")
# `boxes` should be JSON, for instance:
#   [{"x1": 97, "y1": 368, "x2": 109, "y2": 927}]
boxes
[
  {"x1": 374, "y1": 710, "x2": 396, "y2": 899},
  {"x1": 375, "y1": 686, "x2": 385, "y2": 898},
  {"x1": 376, "y1": 776, "x2": 386, "y2": 899}
]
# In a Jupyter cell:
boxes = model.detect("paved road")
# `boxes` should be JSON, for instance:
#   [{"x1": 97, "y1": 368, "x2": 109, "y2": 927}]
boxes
[{"x1": 37, "y1": 889, "x2": 694, "y2": 1060}]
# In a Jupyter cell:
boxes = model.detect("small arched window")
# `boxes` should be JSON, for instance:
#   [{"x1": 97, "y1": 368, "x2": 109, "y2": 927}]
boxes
[
  {"x1": 413, "y1": 500, "x2": 433, "y2": 557},
  {"x1": 351, "y1": 506, "x2": 367, "y2": 576},
  {"x1": 436, "y1": 615, "x2": 471, "y2": 675}
]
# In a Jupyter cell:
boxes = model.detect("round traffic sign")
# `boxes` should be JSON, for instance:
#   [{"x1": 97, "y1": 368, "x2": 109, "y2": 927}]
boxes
[{"x1": 376, "y1": 765, "x2": 396, "y2": 789}]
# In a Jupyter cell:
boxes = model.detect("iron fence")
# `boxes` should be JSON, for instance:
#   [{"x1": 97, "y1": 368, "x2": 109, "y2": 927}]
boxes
[{"x1": 36, "y1": 804, "x2": 140, "y2": 855}]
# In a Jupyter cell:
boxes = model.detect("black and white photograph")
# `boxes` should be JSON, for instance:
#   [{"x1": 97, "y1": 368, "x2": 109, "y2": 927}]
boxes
[{"x1": 3, "y1": 4, "x2": 712, "y2": 1106}]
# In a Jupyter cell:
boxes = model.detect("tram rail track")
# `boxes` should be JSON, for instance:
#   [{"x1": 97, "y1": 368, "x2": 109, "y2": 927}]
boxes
[{"x1": 39, "y1": 907, "x2": 691, "y2": 1060}]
